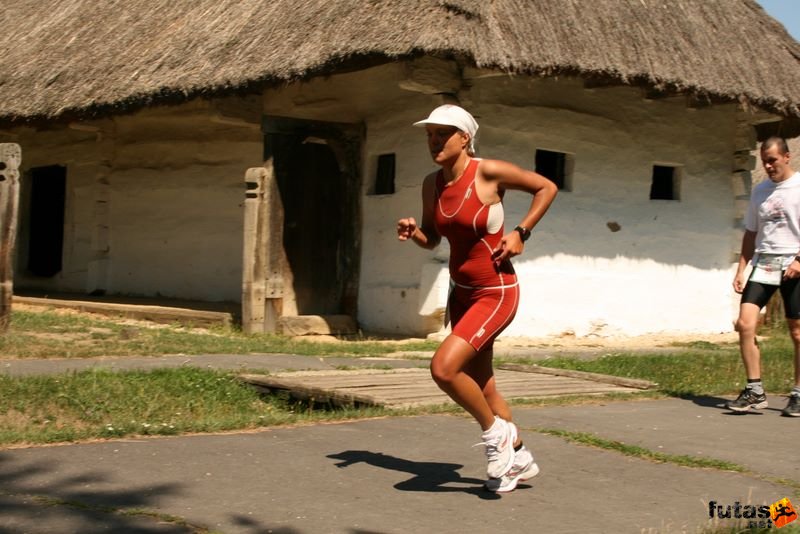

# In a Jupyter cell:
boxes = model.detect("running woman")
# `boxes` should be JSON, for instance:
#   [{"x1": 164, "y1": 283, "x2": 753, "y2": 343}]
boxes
[{"x1": 397, "y1": 104, "x2": 557, "y2": 491}]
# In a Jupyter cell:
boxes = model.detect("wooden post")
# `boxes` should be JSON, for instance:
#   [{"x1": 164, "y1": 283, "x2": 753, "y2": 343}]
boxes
[
  {"x1": 242, "y1": 159, "x2": 284, "y2": 333},
  {"x1": 0, "y1": 143, "x2": 22, "y2": 332}
]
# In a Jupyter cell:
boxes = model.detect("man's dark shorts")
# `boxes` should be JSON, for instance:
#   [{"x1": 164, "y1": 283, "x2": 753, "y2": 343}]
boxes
[{"x1": 741, "y1": 274, "x2": 800, "y2": 318}]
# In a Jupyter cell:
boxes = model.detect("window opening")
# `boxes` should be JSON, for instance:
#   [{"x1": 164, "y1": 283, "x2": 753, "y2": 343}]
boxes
[
  {"x1": 535, "y1": 149, "x2": 572, "y2": 191},
  {"x1": 373, "y1": 153, "x2": 395, "y2": 195},
  {"x1": 650, "y1": 165, "x2": 680, "y2": 200}
]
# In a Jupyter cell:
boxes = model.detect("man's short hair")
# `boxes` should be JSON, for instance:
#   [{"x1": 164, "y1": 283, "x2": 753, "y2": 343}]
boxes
[{"x1": 762, "y1": 136, "x2": 789, "y2": 155}]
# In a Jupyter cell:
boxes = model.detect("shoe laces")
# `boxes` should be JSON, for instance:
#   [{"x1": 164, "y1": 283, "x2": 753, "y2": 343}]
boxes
[
  {"x1": 475, "y1": 432, "x2": 502, "y2": 461},
  {"x1": 742, "y1": 388, "x2": 761, "y2": 400}
]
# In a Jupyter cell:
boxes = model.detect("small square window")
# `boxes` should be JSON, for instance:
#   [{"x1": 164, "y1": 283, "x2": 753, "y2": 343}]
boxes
[
  {"x1": 372, "y1": 153, "x2": 395, "y2": 195},
  {"x1": 535, "y1": 149, "x2": 573, "y2": 191},
  {"x1": 650, "y1": 165, "x2": 680, "y2": 200}
]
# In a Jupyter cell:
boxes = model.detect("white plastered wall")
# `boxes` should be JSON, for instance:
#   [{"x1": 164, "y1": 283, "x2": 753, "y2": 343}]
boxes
[
  {"x1": 10, "y1": 100, "x2": 262, "y2": 302},
  {"x1": 11, "y1": 126, "x2": 110, "y2": 293},
  {"x1": 261, "y1": 63, "x2": 744, "y2": 338},
  {"x1": 359, "y1": 72, "x2": 742, "y2": 337}
]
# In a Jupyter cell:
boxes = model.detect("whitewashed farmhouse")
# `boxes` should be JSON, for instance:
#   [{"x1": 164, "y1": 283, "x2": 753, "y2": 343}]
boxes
[{"x1": 1, "y1": 0, "x2": 799, "y2": 339}]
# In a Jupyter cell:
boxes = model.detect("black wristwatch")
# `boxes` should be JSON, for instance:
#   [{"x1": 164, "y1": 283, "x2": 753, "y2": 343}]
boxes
[{"x1": 514, "y1": 225, "x2": 531, "y2": 242}]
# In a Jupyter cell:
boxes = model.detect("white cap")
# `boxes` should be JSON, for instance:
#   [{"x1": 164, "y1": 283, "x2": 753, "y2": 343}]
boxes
[{"x1": 413, "y1": 104, "x2": 479, "y2": 154}]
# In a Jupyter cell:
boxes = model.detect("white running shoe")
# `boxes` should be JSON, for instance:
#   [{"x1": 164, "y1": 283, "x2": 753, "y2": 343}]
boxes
[
  {"x1": 480, "y1": 417, "x2": 517, "y2": 479},
  {"x1": 485, "y1": 445, "x2": 540, "y2": 493}
]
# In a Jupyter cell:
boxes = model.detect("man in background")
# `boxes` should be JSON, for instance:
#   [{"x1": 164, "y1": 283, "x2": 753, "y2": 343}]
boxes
[{"x1": 729, "y1": 136, "x2": 800, "y2": 417}]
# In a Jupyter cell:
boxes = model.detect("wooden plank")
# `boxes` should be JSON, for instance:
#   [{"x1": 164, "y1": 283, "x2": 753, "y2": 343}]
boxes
[
  {"x1": 498, "y1": 364, "x2": 657, "y2": 390},
  {"x1": 273, "y1": 368, "x2": 425, "y2": 377},
  {"x1": 238, "y1": 374, "x2": 381, "y2": 406},
  {"x1": 273, "y1": 372, "x2": 631, "y2": 394},
  {"x1": 281, "y1": 379, "x2": 421, "y2": 390},
  {"x1": 239, "y1": 365, "x2": 646, "y2": 410},
  {"x1": 13, "y1": 296, "x2": 232, "y2": 327}
]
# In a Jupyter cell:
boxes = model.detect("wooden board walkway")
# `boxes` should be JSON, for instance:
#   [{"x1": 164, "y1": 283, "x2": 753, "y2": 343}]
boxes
[{"x1": 239, "y1": 366, "x2": 655, "y2": 409}]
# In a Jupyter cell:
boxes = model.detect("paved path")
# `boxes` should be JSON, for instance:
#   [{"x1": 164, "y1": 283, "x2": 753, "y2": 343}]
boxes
[{"x1": 0, "y1": 354, "x2": 798, "y2": 533}]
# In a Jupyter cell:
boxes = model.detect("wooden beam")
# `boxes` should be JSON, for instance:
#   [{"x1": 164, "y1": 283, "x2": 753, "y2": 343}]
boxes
[
  {"x1": 211, "y1": 95, "x2": 262, "y2": 129},
  {"x1": 13, "y1": 296, "x2": 232, "y2": 327},
  {"x1": 686, "y1": 94, "x2": 712, "y2": 109},
  {"x1": 642, "y1": 87, "x2": 679, "y2": 101},
  {"x1": 582, "y1": 77, "x2": 627, "y2": 90},
  {"x1": 398, "y1": 57, "x2": 461, "y2": 95},
  {"x1": 0, "y1": 144, "x2": 21, "y2": 332},
  {"x1": 241, "y1": 157, "x2": 284, "y2": 334}
]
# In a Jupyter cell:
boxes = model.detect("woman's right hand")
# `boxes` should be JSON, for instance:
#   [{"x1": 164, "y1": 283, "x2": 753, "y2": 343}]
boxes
[
  {"x1": 732, "y1": 272, "x2": 746, "y2": 294},
  {"x1": 397, "y1": 217, "x2": 418, "y2": 241}
]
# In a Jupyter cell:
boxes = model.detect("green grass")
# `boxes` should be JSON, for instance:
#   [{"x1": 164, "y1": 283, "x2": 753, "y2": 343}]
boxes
[
  {"x1": 3, "y1": 308, "x2": 799, "y2": 451},
  {"x1": 522, "y1": 328, "x2": 797, "y2": 397},
  {"x1": 0, "y1": 309, "x2": 438, "y2": 359},
  {"x1": 0, "y1": 367, "x2": 393, "y2": 446},
  {"x1": 535, "y1": 427, "x2": 746, "y2": 471}
]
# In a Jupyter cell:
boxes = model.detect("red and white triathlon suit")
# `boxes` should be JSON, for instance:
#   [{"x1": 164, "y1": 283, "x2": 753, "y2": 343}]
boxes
[{"x1": 434, "y1": 158, "x2": 520, "y2": 352}]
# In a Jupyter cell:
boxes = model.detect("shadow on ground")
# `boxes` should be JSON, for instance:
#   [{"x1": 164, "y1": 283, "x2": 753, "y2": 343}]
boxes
[
  {"x1": 679, "y1": 394, "x2": 787, "y2": 416},
  {"x1": 0, "y1": 452, "x2": 393, "y2": 534},
  {"x1": 0, "y1": 453, "x2": 300, "y2": 534},
  {"x1": 0, "y1": 454, "x2": 198, "y2": 533},
  {"x1": 327, "y1": 450, "x2": 507, "y2": 500}
]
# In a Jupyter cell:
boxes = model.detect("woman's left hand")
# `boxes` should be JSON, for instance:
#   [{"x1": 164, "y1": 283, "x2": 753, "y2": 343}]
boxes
[{"x1": 491, "y1": 231, "x2": 524, "y2": 264}]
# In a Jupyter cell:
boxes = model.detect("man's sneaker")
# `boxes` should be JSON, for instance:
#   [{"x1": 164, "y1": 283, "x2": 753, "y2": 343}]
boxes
[
  {"x1": 726, "y1": 388, "x2": 768, "y2": 412},
  {"x1": 782, "y1": 394, "x2": 800, "y2": 417},
  {"x1": 479, "y1": 417, "x2": 517, "y2": 479},
  {"x1": 485, "y1": 445, "x2": 540, "y2": 493}
]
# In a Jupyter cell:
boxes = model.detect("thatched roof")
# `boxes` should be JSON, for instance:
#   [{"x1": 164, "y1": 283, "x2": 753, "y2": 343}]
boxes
[{"x1": 1, "y1": 0, "x2": 799, "y2": 124}]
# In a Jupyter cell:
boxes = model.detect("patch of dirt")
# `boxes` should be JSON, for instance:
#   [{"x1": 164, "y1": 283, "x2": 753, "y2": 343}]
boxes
[{"x1": 494, "y1": 331, "x2": 739, "y2": 353}]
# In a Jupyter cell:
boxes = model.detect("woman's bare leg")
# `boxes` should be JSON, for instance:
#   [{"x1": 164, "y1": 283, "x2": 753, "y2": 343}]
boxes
[
  {"x1": 429, "y1": 335, "x2": 496, "y2": 430},
  {"x1": 464, "y1": 348, "x2": 522, "y2": 447}
]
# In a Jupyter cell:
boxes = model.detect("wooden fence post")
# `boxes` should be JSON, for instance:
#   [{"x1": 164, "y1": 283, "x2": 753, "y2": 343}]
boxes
[
  {"x1": 241, "y1": 160, "x2": 284, "y2": 334},
  {"x1": 0, "y1": 143, "x2": 22, "y2": 332}
]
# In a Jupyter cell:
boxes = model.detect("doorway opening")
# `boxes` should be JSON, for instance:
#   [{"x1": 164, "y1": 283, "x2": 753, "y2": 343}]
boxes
[
  {"x1": 27, "y1": 165, "x2": 67, "y2": 277},
  {"x1": 264, "y1": 117, "x2": 363, "y2": 318}
]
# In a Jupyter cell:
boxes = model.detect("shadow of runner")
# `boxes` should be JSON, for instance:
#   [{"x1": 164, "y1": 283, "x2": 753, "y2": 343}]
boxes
[
  {"x1": 0, "y1": 454, "x2": 201, "y2": 533},
  {"x1": 327, "y1": 450, "x2": 501, "y2": 500}
]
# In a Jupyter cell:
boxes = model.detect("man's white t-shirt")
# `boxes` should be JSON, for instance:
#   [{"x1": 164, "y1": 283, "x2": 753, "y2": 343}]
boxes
[{"x1": 746, "y1": 171, "x2": 800, "y2": 267}]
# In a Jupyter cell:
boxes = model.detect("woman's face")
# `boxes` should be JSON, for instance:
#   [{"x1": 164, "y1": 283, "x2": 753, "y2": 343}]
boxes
[{"x1": 425, "y1": 124, "x2": 468, "y2": 164}]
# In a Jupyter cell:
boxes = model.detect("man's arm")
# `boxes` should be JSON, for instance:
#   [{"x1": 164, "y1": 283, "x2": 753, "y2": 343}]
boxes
[{"x1": 733, "y1": 230, "x2": 756, "y2": 293}]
